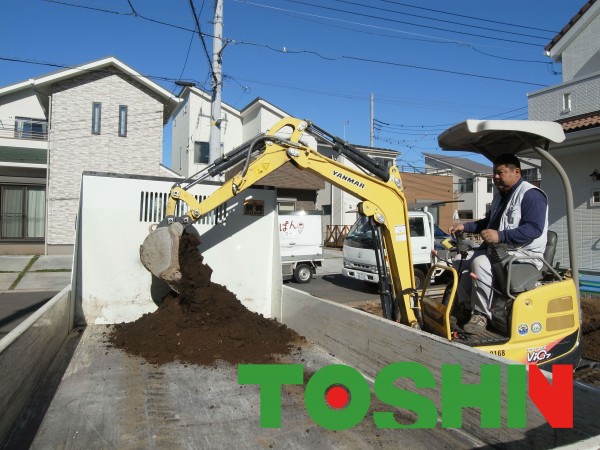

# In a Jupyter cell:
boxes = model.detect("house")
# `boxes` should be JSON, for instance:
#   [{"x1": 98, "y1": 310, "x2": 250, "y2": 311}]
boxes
[
  {"x1": 527, "y1": 0, "x2": 600, "y2": 272},
  {"x1": 171, "y1": 89, "x2": 325, "y2": 213},
  {"x1": 423, "y1": 153, "x2": 493, "y2": 221},
  {"x1": 0, "y1": 57, "x2": 180, "y2": 255}
]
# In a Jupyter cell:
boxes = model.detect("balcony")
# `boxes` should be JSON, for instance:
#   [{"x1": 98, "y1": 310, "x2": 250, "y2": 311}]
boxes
[{"x1": 0, "y1": 117, "x2": 48, "y2": 142}]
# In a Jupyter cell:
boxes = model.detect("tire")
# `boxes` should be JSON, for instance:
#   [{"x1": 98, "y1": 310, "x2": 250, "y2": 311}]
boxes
[
  {"x1": 293, "y1": 263, "x2": 313, "y2": 284},
  {"x1": 413, "y1": 268, "x2": 426, "y2": 290}
]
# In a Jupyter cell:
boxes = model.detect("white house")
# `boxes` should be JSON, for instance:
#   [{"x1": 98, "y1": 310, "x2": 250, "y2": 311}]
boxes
[
  {"x1": 0, "y1": 57, "x2": 180, "y2": 255},
  {"x1": 528, "y1": 0, "x2": 600, "y2": 273},
  {"x1": 423, "y1": 153, "x2": 493, "y2": 221}
]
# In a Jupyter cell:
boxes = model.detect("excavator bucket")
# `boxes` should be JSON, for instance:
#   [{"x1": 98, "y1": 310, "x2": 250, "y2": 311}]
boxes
[{"x1": 139, "y1": 222, "x2": 184, "y2": 286}]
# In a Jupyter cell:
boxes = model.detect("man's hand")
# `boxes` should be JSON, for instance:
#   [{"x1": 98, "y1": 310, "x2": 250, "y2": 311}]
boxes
[
  {"x1": 449, "y1": 224, "x2": 464, "y2": 235},
  {"x1": 480, "y1": 229, "x2": 499, "y2": 244}
]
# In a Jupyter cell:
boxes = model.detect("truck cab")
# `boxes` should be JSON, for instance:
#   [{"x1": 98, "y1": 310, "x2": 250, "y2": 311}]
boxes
[{"x1": 342, "y1": 210, "x2": 445, "y2": 289}]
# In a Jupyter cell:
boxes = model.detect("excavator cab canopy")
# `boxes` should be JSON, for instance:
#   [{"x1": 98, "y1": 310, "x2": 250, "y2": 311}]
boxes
[{"x1": 437, "y1": 119, "x2": 565, "y2": 161}]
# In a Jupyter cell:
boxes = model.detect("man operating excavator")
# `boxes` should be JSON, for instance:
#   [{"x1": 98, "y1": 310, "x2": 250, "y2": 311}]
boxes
[{"x1": 449, "y1": 153, "x2": 549, "y2": 333}]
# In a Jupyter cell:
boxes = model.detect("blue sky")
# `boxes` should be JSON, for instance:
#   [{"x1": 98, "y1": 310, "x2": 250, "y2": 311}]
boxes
[{"x1": 0, "y1": 0, "x2": 584, "y2": 168}]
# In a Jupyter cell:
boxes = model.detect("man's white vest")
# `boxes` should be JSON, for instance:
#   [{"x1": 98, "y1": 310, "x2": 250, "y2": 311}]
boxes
[{"x1": 492, "y1": 180, "x2": 548, "y2": 257}]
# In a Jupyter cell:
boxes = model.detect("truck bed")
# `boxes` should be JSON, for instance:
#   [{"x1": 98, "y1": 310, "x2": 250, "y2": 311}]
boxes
[{"x1": 5, "y1": 325, "x2": 479, "y2": 449}]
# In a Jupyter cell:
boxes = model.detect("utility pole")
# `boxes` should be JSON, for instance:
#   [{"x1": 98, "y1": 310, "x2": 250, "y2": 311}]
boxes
[
  {"x1": 209, "y1": 0, "x2": 223, "y2": 166},
  {"x1": 370, "y1": 93, "x2": 374, "y2": 147}
]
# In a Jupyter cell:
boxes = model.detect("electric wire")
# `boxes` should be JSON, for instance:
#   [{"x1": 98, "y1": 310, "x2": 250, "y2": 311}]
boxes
[
  {"x1": 38, "y1": 0, "x2": 555, "y2": 88},
  {"x1": 188, "y1": 0, "x2": 217, "y2": 85},
  {"x1": 278, "y1": 0, "x2": 544, "y2": 46},
  {"x1": 329, "y1": 0, "x2": 552, "y2": 40},
  {"x1": 234, "y1": 1, "x2": 554, "y2": 62},
  {"x1": 374, "y1": 0, "x2": 558, "y2": 33}
]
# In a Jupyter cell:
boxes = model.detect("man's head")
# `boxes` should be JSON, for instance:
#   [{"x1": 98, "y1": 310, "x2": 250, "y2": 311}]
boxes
[{"x1": 492, "y1": 153, "x2": 521, "y2": 193}]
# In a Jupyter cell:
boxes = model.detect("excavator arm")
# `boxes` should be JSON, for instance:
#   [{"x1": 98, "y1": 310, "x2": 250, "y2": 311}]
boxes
[{"x1": 140, "y1": 117, "x2": 419, "y2": 327}]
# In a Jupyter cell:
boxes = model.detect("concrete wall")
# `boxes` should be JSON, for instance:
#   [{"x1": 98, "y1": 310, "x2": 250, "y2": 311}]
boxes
[
  {"x1": 0, "y1": 285, "x2": 72, "y2": 443},
  {"x1": 47, "y1": 69, "x2": 166, "y2": 249}
]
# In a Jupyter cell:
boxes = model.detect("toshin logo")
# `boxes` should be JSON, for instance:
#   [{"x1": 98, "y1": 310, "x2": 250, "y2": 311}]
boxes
[{"x1": 238, "y1": 363, "x2": 573, "y2": 430}]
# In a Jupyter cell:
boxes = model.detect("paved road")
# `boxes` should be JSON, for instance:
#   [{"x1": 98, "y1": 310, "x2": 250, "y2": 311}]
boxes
[
  {"x1": 285, "y1": 273, "x2": 381, "y2": 305},
  {"x1": 287, "y1": 248, "x2": 383, "y2": 306}
]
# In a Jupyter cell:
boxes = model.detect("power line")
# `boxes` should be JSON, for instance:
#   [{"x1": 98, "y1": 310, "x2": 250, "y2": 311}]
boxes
[
  {"x1": 188, "y1": 0, "x2": 216, "y2": 85},
  {"x1": 374, "y1": 0, "x2": 558, "y2": 34},
  {"x1": 38, "y1": 0, "x2": 552, "y2": 88},
  {"x1": 279, "y1": 0, "x2": 543, "y2": 46},
  {"x1": 234, "y1": 1, "x2": 552, "y2": 63},
  {"x1": 229, "y1": 38, "x2": 548, "y2": 87},
  {"x1": 329, "y1": 0, "x2": 552, "y2": 40}
]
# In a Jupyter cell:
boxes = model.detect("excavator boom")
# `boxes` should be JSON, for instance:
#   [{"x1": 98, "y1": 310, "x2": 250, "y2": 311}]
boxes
[{"x1": 139, "y1": 116, "x2": 419, "y2": 325}]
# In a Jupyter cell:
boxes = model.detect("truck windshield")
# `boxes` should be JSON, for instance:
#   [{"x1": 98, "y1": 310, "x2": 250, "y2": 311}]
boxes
[
  {"x1": 345, "y1": 215, "x2": 426, "y2": 250},
  {"x1": 345, "y1": 216, "x2": 376, "y2": 250}
]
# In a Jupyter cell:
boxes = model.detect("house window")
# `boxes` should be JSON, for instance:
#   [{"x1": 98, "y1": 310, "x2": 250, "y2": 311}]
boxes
[
  {"x1": 194, "y1": 141, "x2": 210, "y2": 164},
  {"x1": 118, "y1": 105, "x2": 128, "y2": 137},
  {"x1": 458, "y1": 178, "x2": 474, "y2": 193},
  {"x1": 487, "y1": 178, "x2": 494, "y2": 193},
  {"x1": 0, "y1": 185, "x2": 45, "y2": 240},
  {"x1": 562, "y1": 93, "x2": 572, "y2": 113},
  {"x1": 278, "y1": 200, "x2": 296, "y2": 212},
  {"x1": 14, "y1": 117, "x2": 48, "y2": 140},
  {"x1": 92, "y1": 102, "x2": 101, "y2": 134},
  {"x1": 458, "y1": 210, "x2": 473, "y2": 220},
  {"x1": 521, "y1": 168, "x2": 537, "y2": 182},
  {"x1": 591, "y1": 189, "x2": 600, "y2": 207}
]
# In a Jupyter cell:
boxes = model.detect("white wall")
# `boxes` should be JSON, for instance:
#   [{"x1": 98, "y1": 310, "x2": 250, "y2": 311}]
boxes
[
  {"x1": 560, "y1": 10, "x2": 600, "y2": 81},
  {"x1": 541, "y1": 136, "x2": 600, "y2": 272},
  {"x1": 0, "y1": 89, "x2": 48, "y2": 150},
  {"x1": 76, "y1": 172, "x2": 282, "y2": 324}
]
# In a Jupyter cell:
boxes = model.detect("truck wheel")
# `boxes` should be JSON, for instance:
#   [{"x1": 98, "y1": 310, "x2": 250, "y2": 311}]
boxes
[
  {"x1": 293, "y1": 263, "x2": 313, "y2": 283},
  {"x1": 413, "y1": 268, "x2": 425, "y2": 290}
]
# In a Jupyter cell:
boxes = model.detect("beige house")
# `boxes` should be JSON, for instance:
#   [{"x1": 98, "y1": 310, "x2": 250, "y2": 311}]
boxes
[{"x1": 0, "y1": 57, "x2": 180, "y2": 255}]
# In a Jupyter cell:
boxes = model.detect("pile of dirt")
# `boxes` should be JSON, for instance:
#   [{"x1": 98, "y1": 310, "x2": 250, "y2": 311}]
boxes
[
  {"x1": 109, "y1": 231, "x2": 305, "y2": 366},
  {"x1": 581, "y1": 295, "x2": 600, "y2": 361}
]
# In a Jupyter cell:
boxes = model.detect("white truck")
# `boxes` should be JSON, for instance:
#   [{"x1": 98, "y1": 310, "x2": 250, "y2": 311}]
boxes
[
  {"x1": 342, "y1": 210, "x2": 447, "y2": 289},
  {"x1": 279, "y1": 212, "x2": 324, "y2": 283}
]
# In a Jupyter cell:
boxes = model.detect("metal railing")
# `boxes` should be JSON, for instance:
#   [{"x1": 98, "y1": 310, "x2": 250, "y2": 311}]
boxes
[{"x1": 0, "y1": 118, "x2": 48, "y2": 141}]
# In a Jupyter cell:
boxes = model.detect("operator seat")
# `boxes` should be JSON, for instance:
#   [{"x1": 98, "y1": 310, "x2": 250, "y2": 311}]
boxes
[{"x1": 494, "y1": 230, "x2": 558, "y2": 296}]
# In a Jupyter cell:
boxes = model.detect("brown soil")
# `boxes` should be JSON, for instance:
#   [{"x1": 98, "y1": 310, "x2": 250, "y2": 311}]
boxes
[
  {"x1": 581, "y1": 295, "x2": 600, "y2": 361},
  {"x1": 109, "y1": 231, "x2": 305, "y2": 366}
]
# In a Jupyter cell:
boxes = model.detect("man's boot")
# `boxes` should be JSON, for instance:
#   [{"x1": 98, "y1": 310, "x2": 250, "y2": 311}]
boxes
[{"x1": 463, "y1": 312, "x2": 488, "y2": 334}]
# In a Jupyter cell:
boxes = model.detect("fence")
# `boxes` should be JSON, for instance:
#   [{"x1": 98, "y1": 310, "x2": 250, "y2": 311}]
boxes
[{"x1": 324, "y1": 225, "x2": 351, "y2": 248}]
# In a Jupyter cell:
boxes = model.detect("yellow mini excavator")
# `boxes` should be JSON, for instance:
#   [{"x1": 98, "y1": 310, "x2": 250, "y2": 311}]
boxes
[{"x1": 140, "y1": 116, "x2": 581, "y2": 369}]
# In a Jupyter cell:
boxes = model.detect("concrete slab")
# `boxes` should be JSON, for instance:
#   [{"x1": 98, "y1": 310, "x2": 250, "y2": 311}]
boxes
[
  {"x1": 0, "y1": 273, "x2": 19, "y2": 291},
  {"x1": 29, "y1": 256, "x2": 73, "y2": 272},
  {"x1": 0, "y1": 256, "x2": 33, "y2": 273},
  {"x1": 16, "y1": 272, "x2": 71, "y2": 291}
]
